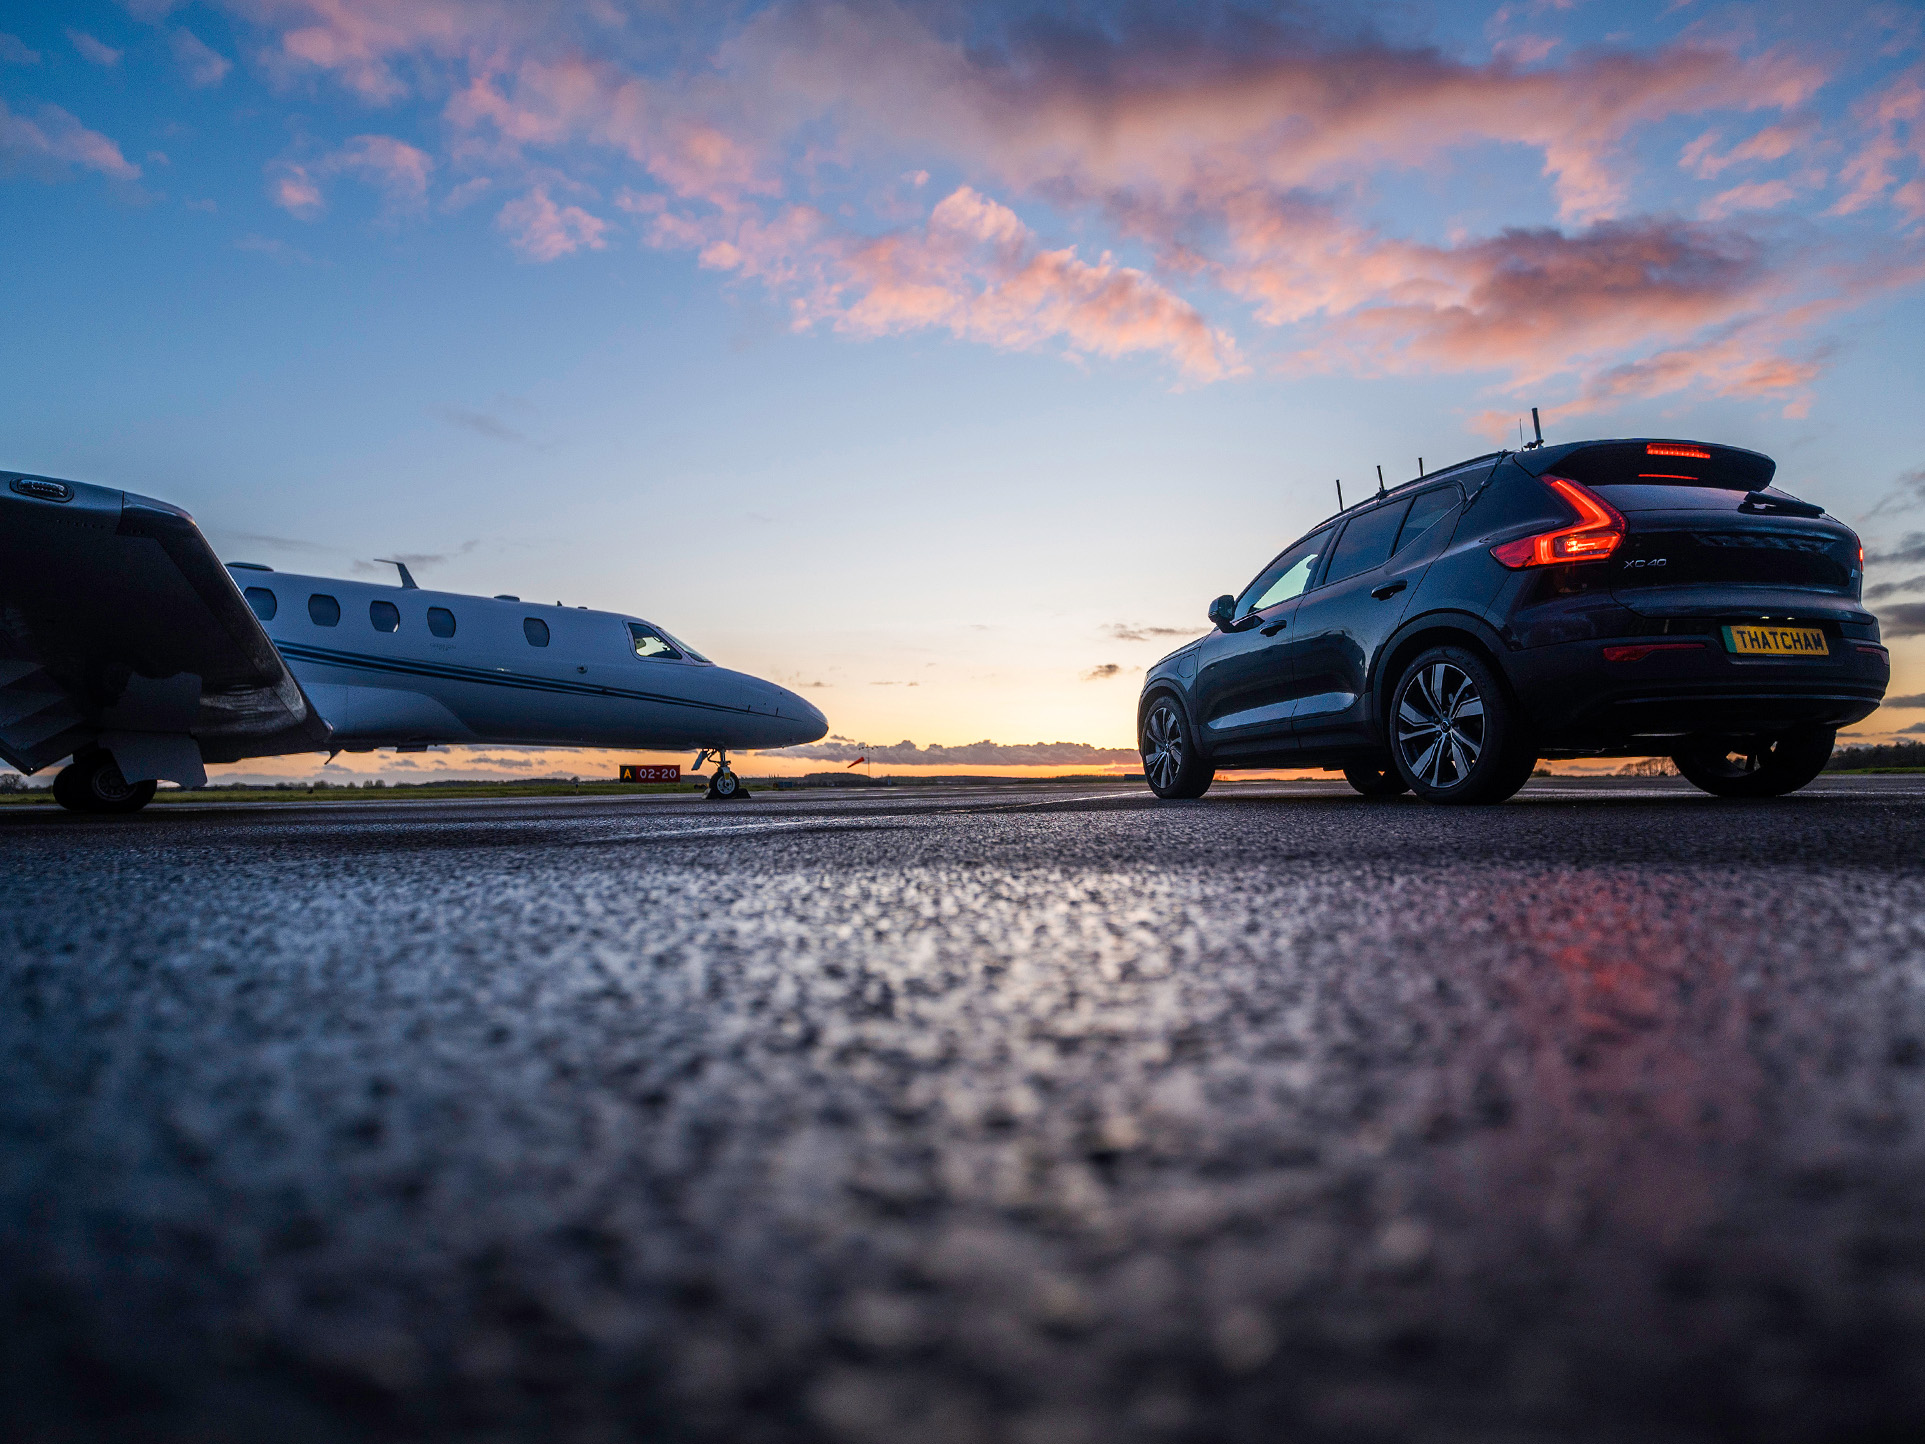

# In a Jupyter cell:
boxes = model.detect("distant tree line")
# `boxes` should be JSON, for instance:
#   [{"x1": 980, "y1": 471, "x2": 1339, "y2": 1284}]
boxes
[{"x1": 1827, "y1": 739, "x2": 1925, "y2": 770}]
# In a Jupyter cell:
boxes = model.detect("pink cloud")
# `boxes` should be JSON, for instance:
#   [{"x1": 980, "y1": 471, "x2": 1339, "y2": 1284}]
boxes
[
  {"x1": 170, "y1": 28, "x2": 232, "y2": 87},
  {"x1": 234, "y1": 0, "x2": 517, "y2": 104},
  {"x1": 496, "y1": 186, "x2": 608, "y2": 261},
  {"x1": 67, "y1": 29, "x2": 123, "y2": 67},
  {"x1": 329, "y1": 133, "x2": 433, "y2": 211},
  {"x1": 1700, "y1": 179, "x2": 1800, "y2": 221},
  {"x1": 1836, "y1": 66, "x2": 1925, "y2": 219},
  {"x1": 834, "y1": 187, "x2": 1243, "y2": 381},
  {"x1": 270, "y1": 162, "x2": 324, "y2": 216},
  {"x1": 653, "y1": 184, "x2": 1241, "y2": 382},
  {"x1": 446, "y1": 55, "x2": 777, "y2": 207},
  {"x1": 203, "y1": 1, "x2": 1914, "y2": 404},
  {"x1": 1682, "y1": 121, "x2": 1811, "y2": 180},
  {"x1": 0, "y1": 98, "x2": 139, "y2": 180},
  {"x1": 1211, "y1": 198, "x2": 1784, "y2": 392},
  {"x1": 730, "y1": 5, "x2": 1823, "y2": 224},
  {"x1": 269, "y1": 134, "x2": 435, "y2": 218}
]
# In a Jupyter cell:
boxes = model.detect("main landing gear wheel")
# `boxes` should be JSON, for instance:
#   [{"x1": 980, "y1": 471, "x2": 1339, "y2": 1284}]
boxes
[
  {"x1": 1672, "y1": 729, "x2": 1834, "y2": 799},
  {"x1": 1342, "y1": 759, "x2": 1410, "y2": 798},
  {"x1": 53, "y1": 751, "x2": 157, "y2": 814},
  {"x1": 1140, "y1": 696, "x2": 1213, "y2": 800},
  {"x1": 1390, "y1": 646, "x2": 1536, "y2": 806}
]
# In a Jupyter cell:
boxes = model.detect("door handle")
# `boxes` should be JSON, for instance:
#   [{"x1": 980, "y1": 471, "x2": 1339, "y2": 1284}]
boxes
[
  {"x1": 1260, "y1": 619, "x2": 1288, "y2": 636},
  {"x1": 1370, "y1": 579, "x2": 1408, "y2": 600}
]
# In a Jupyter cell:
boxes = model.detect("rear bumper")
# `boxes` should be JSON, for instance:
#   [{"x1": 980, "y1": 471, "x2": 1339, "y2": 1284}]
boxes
[{"x1": 1505, "y1": 636, "x2": 1888, "y2": 744}]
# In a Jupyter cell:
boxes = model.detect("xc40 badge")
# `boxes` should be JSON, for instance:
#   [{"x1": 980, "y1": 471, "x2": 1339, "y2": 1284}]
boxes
[{"x1": 1623, "y1": 557, "x2": 1669, "y2": 568}]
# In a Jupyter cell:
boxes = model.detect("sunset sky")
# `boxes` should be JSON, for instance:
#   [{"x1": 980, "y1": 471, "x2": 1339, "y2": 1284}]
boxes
[{"x1": 4, "y1": 0, "x2": 1924, "y2": 780}]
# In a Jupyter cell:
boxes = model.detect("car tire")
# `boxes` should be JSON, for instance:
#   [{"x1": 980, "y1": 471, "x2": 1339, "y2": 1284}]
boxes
[
  {"x1": 1140, "y1": 695, "x2": 1213, "y2": 800},
  {"x1": 1342, "y1": 760, "x2": 1410, "y2": 798},
  {"x1": 1389, "y1": 646, "x2": 1536, "y2": 805},
  {"x1": 1671, "y1": 729, "x2": 1833, "y2": 799}
]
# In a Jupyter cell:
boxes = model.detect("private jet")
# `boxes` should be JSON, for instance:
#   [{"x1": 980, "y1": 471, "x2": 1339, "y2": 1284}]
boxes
[{"x1": 0, "y1": 470, "x2": 829, "y2": 812}]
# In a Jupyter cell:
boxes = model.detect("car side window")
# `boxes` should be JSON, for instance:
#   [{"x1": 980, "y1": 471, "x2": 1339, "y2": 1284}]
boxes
[
  {"x1": 243, "y1": 587, "x2": 277, "y2": 621},
  {"x1": 523, "y1": 617, "x2": 550, "y2": 647},
  {"x1": 628, "y1": 623, "x2": 683, "y2": 660},
  {"x1": 308, "y1": 594, "x2": 340, "y2": 626},
  {"x1": 1322, "y1": 502, "x2": 1410, "y2": 586},
  {"x1": 1392, "y1": 485, "x2": 1463, "y2": 556},
  {"x1": 369, "y1": 600, "x2": 400, "y2": 633},
  {"x1": 426, "y1": 607, "x2": 456, "y2": 638},
  {"x1": 1237, "y1": 528, "x2": 1334, "y2": 619}
]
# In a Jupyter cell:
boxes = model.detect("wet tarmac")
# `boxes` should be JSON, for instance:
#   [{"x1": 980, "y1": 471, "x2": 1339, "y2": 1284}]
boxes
[{"x1": 4, "y1": 775, "x2": 1925, "y2": 1443}]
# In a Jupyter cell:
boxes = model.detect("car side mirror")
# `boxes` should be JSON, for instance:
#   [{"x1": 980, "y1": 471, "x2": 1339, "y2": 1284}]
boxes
[{"x1": 1208, "y1": 594, "x2": 1237, "y2": 632}]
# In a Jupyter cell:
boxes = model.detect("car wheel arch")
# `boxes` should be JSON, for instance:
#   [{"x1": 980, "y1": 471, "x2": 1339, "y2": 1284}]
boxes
[
  {"x1": 1374, "y1": 614, "x2": 1513, "y2": 729},
  {"x1": 1137, "y1": 683, "x2": 1195, "y2": 732}
]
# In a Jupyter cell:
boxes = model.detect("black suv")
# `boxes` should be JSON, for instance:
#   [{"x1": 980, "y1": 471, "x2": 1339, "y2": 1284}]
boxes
[{"x1": 1138, "y1": 439, "x2": 1890, "y2": 804}]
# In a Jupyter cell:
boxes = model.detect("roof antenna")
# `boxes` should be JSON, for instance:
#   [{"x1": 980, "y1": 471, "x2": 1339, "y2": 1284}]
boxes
[
  {"x1": 1376, "y1": 465, "x2": 1386, "y2": 498},
  {"x1": 1334, "y1": 478, "x2": 1345, "y2": 511},
  {"x1": 1528, "y1": 406, "x2": 1544, "y2": 450},
  {"x1": 1418, "y1": 457, "x2": 1425, "y2": 477},
  {"x1": 375, "y1": 559, "x2": 418, "y2": 589}
]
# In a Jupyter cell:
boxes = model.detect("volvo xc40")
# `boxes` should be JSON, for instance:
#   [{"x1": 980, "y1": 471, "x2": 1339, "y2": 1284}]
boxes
[{"x1": 1138, "y1": 440, "x2": 1889, "y2": 804}]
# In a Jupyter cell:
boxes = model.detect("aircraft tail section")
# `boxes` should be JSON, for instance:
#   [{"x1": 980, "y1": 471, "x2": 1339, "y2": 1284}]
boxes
[{"x1": 0, "y1": 471, "x2": 331, "y2": 780}]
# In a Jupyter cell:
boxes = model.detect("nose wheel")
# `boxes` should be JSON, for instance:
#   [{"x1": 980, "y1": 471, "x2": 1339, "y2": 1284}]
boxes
[{"x1": 694, "y1": 749, "x2": 750, "y2": 801}]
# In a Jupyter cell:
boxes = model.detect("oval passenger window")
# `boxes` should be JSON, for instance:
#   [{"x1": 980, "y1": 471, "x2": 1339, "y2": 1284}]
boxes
[
  {"x1": 243, "y1": 587, "x2": 278, "y2": 621},
  {"x1": 427, "y1": 607, "x2": 456, "y2": 638},
  {"x1": 370, "y1": 600, "x2": 400, "y2": 633},
  {"x1": 523, "y1": 617, "x2": 550, "y2": 647},
  {"x1": 308, "y1": 594, "x2": 341, "y2": 627}
]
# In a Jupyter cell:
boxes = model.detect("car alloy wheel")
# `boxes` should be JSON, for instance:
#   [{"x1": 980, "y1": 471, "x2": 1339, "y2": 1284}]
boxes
[
  {"x1": 1395, "y1": 661, "x2": 1486, "y2": 790},
  {"x1": 1142, "y1": 701, "x2": 1185, "y2": 793},
  {"x1": 1140, "y1": 695, "x2": 1212, "y2": 799},
  {"x1": 1389, "y1": 645, "x2": 1534, "y2": 805}
]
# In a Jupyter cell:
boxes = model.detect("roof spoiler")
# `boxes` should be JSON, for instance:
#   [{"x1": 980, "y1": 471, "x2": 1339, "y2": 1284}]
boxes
[{"x1": 1516, "y1": 439, "x2": 1776, "y2": 491}]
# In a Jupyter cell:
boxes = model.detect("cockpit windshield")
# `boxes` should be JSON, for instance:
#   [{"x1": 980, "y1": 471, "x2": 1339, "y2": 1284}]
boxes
[{"x1": 628, "y1": 622, "x2": 711, "y2": 664}]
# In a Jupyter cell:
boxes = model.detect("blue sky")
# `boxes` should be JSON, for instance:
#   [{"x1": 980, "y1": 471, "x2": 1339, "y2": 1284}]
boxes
[{"x1": 3, "y1": 0, "x2": 1924, "y2": 778}]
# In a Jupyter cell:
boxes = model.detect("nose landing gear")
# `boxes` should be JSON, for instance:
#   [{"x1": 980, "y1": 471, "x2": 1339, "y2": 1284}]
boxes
[{"x1": 693, "y1": 749, "x2": 750, "y2": 801}]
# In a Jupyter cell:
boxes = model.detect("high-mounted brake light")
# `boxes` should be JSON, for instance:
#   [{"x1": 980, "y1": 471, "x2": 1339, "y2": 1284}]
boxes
[
  {"x1": 1489, "y1": 476, "x2": 1626, "y2": 568},
  {"x1": 1646, "y1": 444, "x2": 1712, "y2": 459}
]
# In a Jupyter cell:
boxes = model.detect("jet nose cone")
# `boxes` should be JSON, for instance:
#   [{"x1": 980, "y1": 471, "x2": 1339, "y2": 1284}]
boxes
[{"x1": 782, "y1": 689, "x2": 829, "y2": 743}]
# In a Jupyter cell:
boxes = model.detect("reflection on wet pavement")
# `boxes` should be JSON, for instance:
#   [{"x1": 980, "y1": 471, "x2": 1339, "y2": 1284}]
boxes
[{"x1": 1, "y1": 782, "x2": 1922, "y2": 1441}]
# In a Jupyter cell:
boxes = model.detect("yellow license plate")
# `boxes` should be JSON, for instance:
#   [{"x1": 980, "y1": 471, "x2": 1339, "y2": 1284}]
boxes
[{"x1": 1722, "y1": 624, "x2": 1828, "y2": 657}]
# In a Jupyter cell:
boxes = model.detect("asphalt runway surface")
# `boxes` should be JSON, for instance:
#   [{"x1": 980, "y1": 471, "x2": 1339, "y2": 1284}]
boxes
[{"x1": 6, "y1": 775, "x2": 1925, "y2": 1444}]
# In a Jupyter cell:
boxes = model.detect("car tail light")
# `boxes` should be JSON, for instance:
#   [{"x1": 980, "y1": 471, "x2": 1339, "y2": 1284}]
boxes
[
  {"x1": 1601, "y1": 641, "x2": 1707, "y2": 663},
  {"x1": 1646, "y1": 444, "x2": 1712, "y2": 459},
  {"x1": 1490, "y1": 476, "x2": 1626, "y2": 568}
]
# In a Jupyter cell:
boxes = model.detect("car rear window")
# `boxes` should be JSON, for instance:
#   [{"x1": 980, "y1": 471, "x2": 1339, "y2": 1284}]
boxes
[{"x1": 1584, "y1": 483, "x2": 1760, "y2": 511}]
